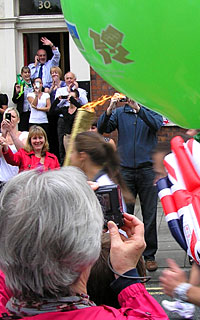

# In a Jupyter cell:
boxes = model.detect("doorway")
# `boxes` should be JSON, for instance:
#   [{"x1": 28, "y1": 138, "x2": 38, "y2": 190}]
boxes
[
  {"x1": 23, "y1": 32, "x2": 70, "y2": 76},
  {"x1": 23, "y1": 31, "x2": 90, "y2": 99}
]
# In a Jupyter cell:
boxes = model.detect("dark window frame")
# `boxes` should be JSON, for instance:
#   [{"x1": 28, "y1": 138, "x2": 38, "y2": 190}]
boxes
[{"x1": 19, "y1": 0, "x2": 62, "y2": 15}]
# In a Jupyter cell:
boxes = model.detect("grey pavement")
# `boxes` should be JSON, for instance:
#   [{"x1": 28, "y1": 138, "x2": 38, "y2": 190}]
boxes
[{"x1": 134, "y1": 197, "x2": 192, "y2": 283}]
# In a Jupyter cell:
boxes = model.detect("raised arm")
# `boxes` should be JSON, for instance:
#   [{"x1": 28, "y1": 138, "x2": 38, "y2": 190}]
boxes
[
  {"x1": 0, "y1": 136, "x2": 21, "y2": 167},
  {"x1": 137, "y1": 106, "x2": 163, "y2": 131},
  {"x1": 1, "y1": 120, "x2": 27, "y2": 151},
  {"x1": 1, "y1": 145, "x2": 22, "y2": 167},
  {"x1": 160, "y1": 259, "x2": 200, "y2": 307},
  {"x1": 78, "y1": 89, "x2": 88, "y2": 106},
  {"x1": 41, "y1": 37, "x2": 60, "y2": 66},
  {"x1": 97, "y1": 95, "x2": 119, "y2": 134}
]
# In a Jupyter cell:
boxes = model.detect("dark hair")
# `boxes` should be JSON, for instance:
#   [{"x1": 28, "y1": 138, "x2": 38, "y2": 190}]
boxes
[
  {"x1": 74, "y1": 132, "x2": 134, "y2": 203},
  {"x1": 87, "y1": 233, "x2": 146, "y2": 307},
  {"x1": 21, "y1": 66, "x2": 30, "y2": 74},
  {"x1": 71, "y1": 89, "x2": 79, "y2": 98},
  {"x1": 33, "y1": 77, "x2": 42, "y2": 84}
]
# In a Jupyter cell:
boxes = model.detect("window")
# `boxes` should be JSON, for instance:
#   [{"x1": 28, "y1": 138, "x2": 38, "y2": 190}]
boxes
[{"x1": 19, "y1": 0, "x2": 62, "y2": 15}]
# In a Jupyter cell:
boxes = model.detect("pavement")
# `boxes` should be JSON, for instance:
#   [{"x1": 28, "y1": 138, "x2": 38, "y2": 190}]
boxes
[{"x1": 134, "y1": 197, "x2": 192, "y2": 284}]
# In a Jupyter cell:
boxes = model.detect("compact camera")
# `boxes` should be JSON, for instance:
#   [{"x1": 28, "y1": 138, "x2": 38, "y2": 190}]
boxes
[
  {"x1": 61, "y1": 95, "x2": 69, "y2": 99},
  {"x1": 95, "y1": 184, "x2": 124, "y2": 229},
  {"x1": 120, "y1": 96, "x2": 128, "y2": 102}
]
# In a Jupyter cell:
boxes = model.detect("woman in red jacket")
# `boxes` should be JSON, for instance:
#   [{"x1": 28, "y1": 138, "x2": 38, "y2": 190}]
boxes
[{"x1": 0, "y1": 125, "x2": 60, "y2": 172}]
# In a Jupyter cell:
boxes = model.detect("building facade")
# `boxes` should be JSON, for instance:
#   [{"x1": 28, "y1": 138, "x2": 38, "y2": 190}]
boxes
[{"x1": 0, "y1": 0, "x2": 90, "y2": 102}]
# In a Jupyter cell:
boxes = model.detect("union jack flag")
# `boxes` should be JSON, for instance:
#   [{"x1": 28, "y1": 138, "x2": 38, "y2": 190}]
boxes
[{"x1": 157, "y1": 136, "x2": 200, "y2": 264}]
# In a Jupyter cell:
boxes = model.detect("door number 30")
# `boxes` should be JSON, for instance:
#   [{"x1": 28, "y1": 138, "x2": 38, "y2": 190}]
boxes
[{"x1": 38, "y1": 1, "x2": 52, "y2": 10}]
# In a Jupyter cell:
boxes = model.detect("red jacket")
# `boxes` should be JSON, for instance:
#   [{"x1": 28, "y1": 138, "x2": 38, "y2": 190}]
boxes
[
  {"x1": 3, "y1": 147, "x2": 60, "y2": 172},
  {"x1": 0, "y1": 271, "x2": 168, "y2": 320}
]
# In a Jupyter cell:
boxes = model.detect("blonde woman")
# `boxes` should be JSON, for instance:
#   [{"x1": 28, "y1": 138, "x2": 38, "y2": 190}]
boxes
[{"x1": 0, "y1": 125, "x2": 59, "y2": 172}]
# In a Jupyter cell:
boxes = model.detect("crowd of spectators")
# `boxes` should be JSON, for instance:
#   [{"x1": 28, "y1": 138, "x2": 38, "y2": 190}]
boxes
[{"x1": 1, "y1": 35, "x2": 200, "y2": 320}]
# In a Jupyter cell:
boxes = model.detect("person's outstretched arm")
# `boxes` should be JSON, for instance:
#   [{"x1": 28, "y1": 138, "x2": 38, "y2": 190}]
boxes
[{"x1": 160, "y1": 258, "x2": 200, "y2": 306}]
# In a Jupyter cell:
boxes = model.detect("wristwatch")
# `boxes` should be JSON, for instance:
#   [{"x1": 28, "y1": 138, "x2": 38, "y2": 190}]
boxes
[{"x1": 173, "y1": 283, "x2": 192, "y2": 302}]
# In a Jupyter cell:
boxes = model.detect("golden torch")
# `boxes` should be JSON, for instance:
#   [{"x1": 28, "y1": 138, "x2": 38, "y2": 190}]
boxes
[{"x1": 63, "y1": 95, "x2": 111, "y2": 166}]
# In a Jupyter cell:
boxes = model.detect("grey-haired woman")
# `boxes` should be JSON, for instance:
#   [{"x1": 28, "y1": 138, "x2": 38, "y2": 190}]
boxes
[{"x1": 0, "y1": 167, "x2": 168, "y2": 319}]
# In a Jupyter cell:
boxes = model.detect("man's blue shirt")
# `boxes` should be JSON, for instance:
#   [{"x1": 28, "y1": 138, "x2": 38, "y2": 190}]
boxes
[{"x1": 97, "y1": 105, "x2": 163, "y2": 168}]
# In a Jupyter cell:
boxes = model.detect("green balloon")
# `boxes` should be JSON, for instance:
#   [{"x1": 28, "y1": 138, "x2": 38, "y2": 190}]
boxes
[{"x1": 61, "y1": 0, "x2": 200, "y2": 128}]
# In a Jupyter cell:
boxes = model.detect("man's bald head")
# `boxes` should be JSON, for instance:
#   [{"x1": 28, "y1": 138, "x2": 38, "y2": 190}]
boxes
[{"x1": 64, "y1": 72, "x2": 76, "y2": 86}]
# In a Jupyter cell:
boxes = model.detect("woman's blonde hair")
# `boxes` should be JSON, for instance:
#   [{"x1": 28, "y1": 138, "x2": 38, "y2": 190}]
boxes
[{"x1": 24, "y1": 125, "x2": 49, "y2": 156}]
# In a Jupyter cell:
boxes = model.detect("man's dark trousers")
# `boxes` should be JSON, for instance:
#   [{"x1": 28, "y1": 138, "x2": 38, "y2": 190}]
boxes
[{"x1": 121, "y1": 165, "x2": 158, "y2": 261}]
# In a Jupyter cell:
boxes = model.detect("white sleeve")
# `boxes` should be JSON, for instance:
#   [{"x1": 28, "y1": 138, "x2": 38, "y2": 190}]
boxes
[
  {"x1": 55, "y1": 88, "x2": 62, "y2": 99},
  {"x1": 28, "y1": 63, "x2": 38, "y2": 79},
  {"x1": 78, "y1": 89, "x2": 88, "y2": 105},
  {"x1": 19, "y1": 131, "x2": 29, "y2": 141},
  {"x1": 50, "y1": 47, "x2": 60, "y2": 67}
]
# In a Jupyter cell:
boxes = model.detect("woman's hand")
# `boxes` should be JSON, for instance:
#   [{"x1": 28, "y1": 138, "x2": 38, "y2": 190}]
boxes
[
  {"x1": 31, "y1": 104, "x2": 37, "y2": 110},
  {"x1": 1, "y1": 120, "x2": 8, "y2": 137},
  {"x1": 44, "y1": 88, "x2": 50, "y2": 93},
  {"x1": 1, "y1": 120, "x2": 12, "y2": 137},
  {"x1": 0, "y1": 136, "x2": 8, "y2": 151},
  {"x1": 108, "y1": 213, "x2": 146, "y2": 277},
  {"x1": 15, "y1": 84, "x2": 21, "y2": 94}
]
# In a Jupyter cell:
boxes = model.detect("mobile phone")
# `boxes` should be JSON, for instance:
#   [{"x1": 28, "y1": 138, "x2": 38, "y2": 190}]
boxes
[
  {"x1": 95, "y1": 184, "x2": 124, "y2": 229},
  {"x1": 5, "y1": 113, "x2": 11, "y2": 121},
  {"x1": 61, "y1": 95, "x2": 69, "y2": 99}
]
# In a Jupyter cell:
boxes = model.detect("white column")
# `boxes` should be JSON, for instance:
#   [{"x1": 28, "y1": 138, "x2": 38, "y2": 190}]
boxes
[
  {"x1": 0, "y1": 0, "x2": 18, "y2": 105},
  {"x1": 69, "y1": 34, "x2": 90, "y2": 81}
]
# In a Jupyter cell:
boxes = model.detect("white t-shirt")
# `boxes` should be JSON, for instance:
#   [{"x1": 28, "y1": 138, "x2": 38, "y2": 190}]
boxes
[
  {"x1": 27, "y1": 92, "x2": 50, "y2": 124},
  {"x1": 0, "y1": 131, "x2": 28, "y2": 182}
]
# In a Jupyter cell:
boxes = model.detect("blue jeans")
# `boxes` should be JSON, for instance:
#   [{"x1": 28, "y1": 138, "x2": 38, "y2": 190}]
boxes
[{"x1": 121, "y1": 166, "x2": 158, "y2": 261}]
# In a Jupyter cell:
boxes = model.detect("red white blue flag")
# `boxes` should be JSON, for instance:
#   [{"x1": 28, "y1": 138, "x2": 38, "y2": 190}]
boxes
[{"x1": 157, "y1": 136, "x2": 200, "y2": 264}]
